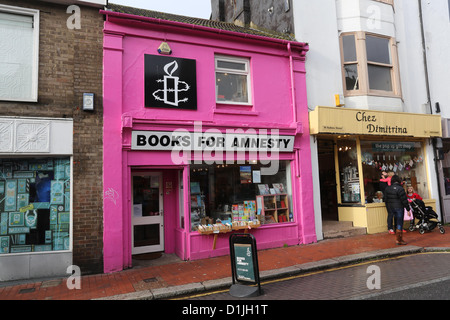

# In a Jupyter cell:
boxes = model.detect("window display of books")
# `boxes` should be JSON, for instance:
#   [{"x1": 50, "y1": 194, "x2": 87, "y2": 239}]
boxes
[
  {"x1": 190, "y1": 182, "x2": 206, "y2": 231},
  {"x1": 197, "y1": 218, "x2": 260, "y2": 234}
]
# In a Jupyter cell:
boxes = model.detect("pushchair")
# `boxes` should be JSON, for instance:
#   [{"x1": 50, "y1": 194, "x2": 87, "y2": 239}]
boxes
[{"x1": 408, "y1": 199, "x2": 445, "y2": 234}]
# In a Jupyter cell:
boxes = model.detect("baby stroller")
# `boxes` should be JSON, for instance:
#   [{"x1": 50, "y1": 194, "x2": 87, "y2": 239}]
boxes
[{"x1": 408, "y1": 199, "x2": 445, "y2": 234}]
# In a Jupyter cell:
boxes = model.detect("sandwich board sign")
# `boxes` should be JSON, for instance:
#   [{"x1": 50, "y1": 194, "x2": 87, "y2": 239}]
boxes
[{"x1": 229, "y1": 233, "x2": 262, "y2": 297}]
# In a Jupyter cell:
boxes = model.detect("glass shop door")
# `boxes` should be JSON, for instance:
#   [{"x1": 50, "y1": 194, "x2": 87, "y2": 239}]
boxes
[{"x1": 132, "y1": 172, "x2": 164, "y2": 254}]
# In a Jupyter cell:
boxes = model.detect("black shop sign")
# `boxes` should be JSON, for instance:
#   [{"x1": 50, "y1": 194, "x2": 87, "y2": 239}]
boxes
[{"x1": 144, "y1": 54, "x2": 197, "y2": 110}]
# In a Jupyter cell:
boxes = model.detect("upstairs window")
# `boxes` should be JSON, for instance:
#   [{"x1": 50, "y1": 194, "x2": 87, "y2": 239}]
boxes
[
  {"x1": 340, "y1": 32, "x2": 401, "y2": 98},
  {"x1": 0, "y1": 5, "x2": 39, "y2": 102},
  {"x1": 366, "y1": 35, "x2": 393, "y2": 92},
  {"x1": 215, "y1": 55, "x2": 251, "y2": 105}
]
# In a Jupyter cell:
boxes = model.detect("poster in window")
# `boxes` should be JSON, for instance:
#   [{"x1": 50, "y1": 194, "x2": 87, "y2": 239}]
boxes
[
  {"x1": 240, "y1": 166, "x2": 252, "y2": 184},
  {"x1": 145, "y1": 54, "x2": 197, "y2": 110}
]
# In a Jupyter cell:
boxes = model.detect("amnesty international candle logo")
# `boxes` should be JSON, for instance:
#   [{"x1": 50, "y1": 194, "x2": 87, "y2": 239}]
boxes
[{"x1": 145, "y1": 54, "x2": 197, "y2": 110}]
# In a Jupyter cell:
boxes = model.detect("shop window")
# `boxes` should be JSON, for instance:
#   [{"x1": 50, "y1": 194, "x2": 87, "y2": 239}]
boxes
[
  {"x1": 441, "y1": 147, "x2": 450, "y2": 196},
  {"x1": 189, "y1": 161, "x2": 291, "y2": 231},
  {"x1": 215, "y1": 55, "x2": 251, "y2": 105},
  {"x1": 0, "y1": 6, "x2": 39, "y2": 102},
  {"x1": 337, "y1": 139, "x2": 361, "y2": 204},
  {"x1": 0, "y1": 158, "x2": 71, "y2": 254},
  {"x1": 340, "y1": 32, "x2": 401, "y2": 98},
  {"x1": 360, "y1": 140, "x2": 428, "y2": 203}
]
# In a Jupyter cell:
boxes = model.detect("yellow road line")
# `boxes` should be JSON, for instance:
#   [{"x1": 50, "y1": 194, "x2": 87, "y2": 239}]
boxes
[{"x1": 173, "y1": 251, "x2": 450, "y2": 300}]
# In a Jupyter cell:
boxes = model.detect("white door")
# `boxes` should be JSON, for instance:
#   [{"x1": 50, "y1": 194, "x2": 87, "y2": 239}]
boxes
[{"x1": 132, "y1": 172, "x2": 164, "y2": 254}]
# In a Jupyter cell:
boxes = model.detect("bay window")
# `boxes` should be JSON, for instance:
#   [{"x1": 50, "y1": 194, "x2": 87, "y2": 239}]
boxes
[{"x1": 340, "y1": 32, "x2": 401, "y2": 97}]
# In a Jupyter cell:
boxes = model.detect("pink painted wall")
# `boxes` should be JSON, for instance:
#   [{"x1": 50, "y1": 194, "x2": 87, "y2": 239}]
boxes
[{"x1": 102, "y1": 11, "x2": 316, "y2": 273}]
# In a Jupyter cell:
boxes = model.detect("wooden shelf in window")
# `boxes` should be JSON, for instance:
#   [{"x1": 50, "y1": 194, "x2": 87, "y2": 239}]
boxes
[{"x1": 256, "y1": 194, "x2": 290, "y2": 224}]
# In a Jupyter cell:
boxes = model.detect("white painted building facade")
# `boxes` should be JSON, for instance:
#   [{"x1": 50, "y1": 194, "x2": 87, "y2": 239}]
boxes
[{"x1": 292, "y1": 0, "x2": 449, "y2": 239}]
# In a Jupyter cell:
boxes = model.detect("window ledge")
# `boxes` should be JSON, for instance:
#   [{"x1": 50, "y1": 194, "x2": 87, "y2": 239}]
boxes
[
  {"x1": 344, "y1": 92, "x2": 402, "y2": 99},
  {"x1": 213, "y1": 108, "x2": 259, "y2": 116}
]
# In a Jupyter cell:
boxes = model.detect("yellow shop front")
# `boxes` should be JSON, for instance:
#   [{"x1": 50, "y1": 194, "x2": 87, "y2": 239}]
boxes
[{"x1": 310, "y1": 106, "x2": 442, "y2": 233}]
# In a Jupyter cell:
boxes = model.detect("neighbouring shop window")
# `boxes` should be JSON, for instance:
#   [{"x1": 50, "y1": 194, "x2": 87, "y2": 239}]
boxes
[
  {"x1": 189, "y1": 161, "x2": 292, "y2": 231},
  {"x1": 215, "y1": 55, "x2": 251, "y2": 104},
  {"x1": 443, "y1": 166, "x2": 450, "y2": 196},
  {"x1": 439, "y1": 145, "x2": 450, "y2": 195},
  {"x1": 0, "y1": 157, "x2": 71, "y2": 254},
  {"x1": 337, "y1": 139, "x2": 360, "y2": 204},
  {"x1": 361, "y1": 140, "x2": 429, "y2": 203}
]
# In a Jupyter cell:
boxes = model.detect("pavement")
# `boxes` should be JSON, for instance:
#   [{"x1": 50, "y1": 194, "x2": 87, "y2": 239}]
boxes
[{"x1": 1, "y1": 225, "x2": 449, "y2": 300}]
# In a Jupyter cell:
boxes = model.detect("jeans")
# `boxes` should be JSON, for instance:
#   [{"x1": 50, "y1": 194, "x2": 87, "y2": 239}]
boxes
[
  {"x1": 387, "y1": 208, "x2": 395, "y2": 230},
  {"x1": 391, "y1": 207, "x2": 404, "y2": 231}
]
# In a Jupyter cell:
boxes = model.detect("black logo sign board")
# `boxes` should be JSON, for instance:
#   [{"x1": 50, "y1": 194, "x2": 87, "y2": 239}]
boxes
[
  {"x1": 229, "y1": 233, "x2": 262, "y2": 297},
  {"x1": 144, "y1": 54, "x2": 197, "y2": 110}
]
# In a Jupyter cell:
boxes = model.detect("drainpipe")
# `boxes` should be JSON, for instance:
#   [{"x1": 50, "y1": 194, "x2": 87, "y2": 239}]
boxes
[
  {"x1": 287, "y1": 42, "x2": 297, "y2": 124},
  {"x1": 418, "y1": 0, "x2": 444, "y2": 222}
]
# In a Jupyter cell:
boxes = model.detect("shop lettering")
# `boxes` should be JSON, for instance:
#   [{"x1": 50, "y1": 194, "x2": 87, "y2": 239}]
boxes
[
  {"x1": 356, "y1": 111, "x2": 377, "y2": 122},
  {"x1": 355, "y1": 111, "x2": 408, "y2": 134},
  {"x1": 198, "y1": 136, "x2": 225, "y2": 147},
  {"x1": 231, "y1": 137, "x2": 291, "y2": 149},
  {"x1": 136, "y1": 134, "x2": 190, "y2": 147},
  {"x1": 367, "y1": 124, "x2": 408, "y2": 134},
  {"x1": 132, "y1": 131, "x2": 294, "y2": 152}
]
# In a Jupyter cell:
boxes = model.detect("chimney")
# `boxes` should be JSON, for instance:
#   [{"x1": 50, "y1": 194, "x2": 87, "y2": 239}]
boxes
[
  {"x1": 243, "y1": 0, "x2": 251, "y2": 27},
  {"x1": 219, "y1": 0, "x2": 225, "y2": 21}
]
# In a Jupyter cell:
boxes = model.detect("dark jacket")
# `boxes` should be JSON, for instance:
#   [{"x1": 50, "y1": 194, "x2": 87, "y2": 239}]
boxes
[{"x1": 384, "y1": 182, "x2": 411, "y2": 211}]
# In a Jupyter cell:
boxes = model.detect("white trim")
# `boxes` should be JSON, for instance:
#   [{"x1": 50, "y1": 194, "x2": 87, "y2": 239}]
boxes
[
  {"x1": 0, "y1": 5, "x2": 39, "y2": 102},
  {"x1": 0, "y1": 117, "x2": 73, "y2": 155}
]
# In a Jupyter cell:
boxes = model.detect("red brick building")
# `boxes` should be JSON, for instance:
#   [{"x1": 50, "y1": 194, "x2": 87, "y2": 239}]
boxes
[{"x1": 0, "y1": 0, "x2": 105, "y2": 280}]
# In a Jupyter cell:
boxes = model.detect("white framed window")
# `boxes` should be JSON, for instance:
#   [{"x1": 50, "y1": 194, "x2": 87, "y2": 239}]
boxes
[
  {"x1": 0, "y1": 5, "x2": 39, "y2": 102},
  {"x1": 215, "y1": 55, "x2": 252, "y2": 105}
]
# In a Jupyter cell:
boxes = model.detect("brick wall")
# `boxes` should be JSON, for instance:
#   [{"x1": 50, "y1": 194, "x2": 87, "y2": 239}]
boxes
[{"x1": 0, "y1": 0, "x2": 104, "y2": 274}]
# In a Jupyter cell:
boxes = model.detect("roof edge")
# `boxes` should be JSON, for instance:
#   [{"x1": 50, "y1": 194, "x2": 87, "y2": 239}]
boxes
[{"x1": 101, "y1": 8, "x2": 308, "y2": 50}]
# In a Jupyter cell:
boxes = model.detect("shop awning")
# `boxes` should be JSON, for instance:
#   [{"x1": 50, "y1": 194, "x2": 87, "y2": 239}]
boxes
[{"x1": 309, "y1": 106, "x2": 442, "y2": 138}]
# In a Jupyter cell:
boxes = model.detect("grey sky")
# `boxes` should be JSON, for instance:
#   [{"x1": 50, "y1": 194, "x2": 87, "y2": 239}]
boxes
[{"x1": 109, "y1": 0, "x2": 212, "y2": 19}]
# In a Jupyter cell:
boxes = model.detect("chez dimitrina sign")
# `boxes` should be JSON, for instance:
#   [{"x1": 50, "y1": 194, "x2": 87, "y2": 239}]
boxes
[
  {"x1": 309, "y1": 106, "x2": 442, "y2": 138},
  {"x1": 356, "y1": 111, "x2": 408, "y2": 135}
]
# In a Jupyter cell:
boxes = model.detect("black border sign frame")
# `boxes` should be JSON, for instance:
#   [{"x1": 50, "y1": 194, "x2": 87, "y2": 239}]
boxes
[
  {"x1": 229, "y1": 233, "x2": 262, "y2": 297},
  {"x1": 144, "y1": 54, "x2": 197, "y2": 110}
]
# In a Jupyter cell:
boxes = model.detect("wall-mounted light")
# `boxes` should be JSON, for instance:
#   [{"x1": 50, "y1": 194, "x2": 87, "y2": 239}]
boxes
[{"x1": 83, "y1": 93, "x2": 94, "y2": 111}]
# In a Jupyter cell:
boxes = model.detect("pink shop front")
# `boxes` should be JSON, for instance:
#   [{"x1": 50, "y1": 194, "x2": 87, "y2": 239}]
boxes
[{"x1": 101, "y1": 6, "x2": 316, "y2": 273}]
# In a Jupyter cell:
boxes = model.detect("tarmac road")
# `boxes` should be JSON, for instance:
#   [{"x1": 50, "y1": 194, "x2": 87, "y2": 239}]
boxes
[{"x1": 182, "y1": 252, "x2": 450, "y2": 300}]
